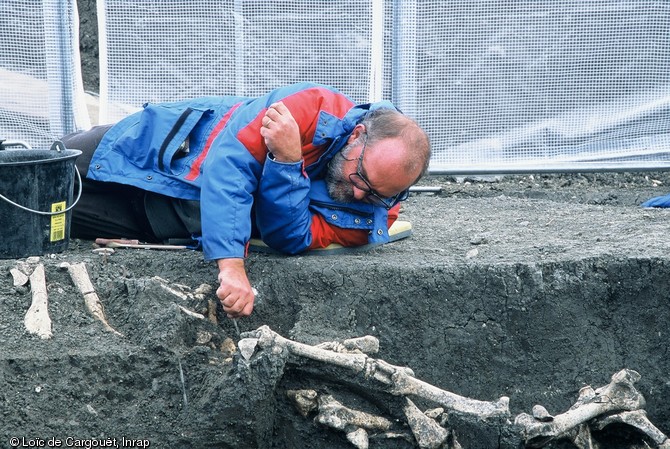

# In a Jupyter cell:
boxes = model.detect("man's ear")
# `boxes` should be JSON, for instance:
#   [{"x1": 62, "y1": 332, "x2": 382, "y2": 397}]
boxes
[{"x1": 347, "y1": 124, "x2": 366, "y2": 144}]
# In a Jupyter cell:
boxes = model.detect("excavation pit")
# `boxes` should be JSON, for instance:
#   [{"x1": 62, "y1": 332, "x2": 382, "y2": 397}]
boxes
[{"x1": 1, "y1": 174, "x2": 669, "y2": 448}]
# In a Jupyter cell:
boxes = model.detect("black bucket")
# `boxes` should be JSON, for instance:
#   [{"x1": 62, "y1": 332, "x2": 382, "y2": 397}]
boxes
[{"x1": 0, "y1": 141, "x2": 82, "y2": 259}]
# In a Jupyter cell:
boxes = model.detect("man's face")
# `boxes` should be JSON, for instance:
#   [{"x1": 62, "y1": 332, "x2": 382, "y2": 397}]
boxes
[
  {"x1": 325, "y1": 126, "x2": 420, "y2": 207},
  {"x1": 325, "y1": 141, "x2": 357, "y2": 203}
]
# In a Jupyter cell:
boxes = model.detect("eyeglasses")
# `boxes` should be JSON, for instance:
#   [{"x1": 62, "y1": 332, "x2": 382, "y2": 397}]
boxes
[{"x1": 345, "y1": 135, "x2": 409, "y2": 210}]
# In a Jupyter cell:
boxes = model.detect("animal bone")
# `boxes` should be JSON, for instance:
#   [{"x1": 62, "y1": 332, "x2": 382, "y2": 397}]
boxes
[
  {"x1": 570, "y1": 424, "x2": 600, "y2": 449},
  {"x1": 317, "y1": 335, "x2": 380, "y2": 355},
  {"x1": 238, "y1": 338, "x2": 259, "y2": 361},
  {"x1": 286, "y1": 389, "x2": 318, "y2": 417},
  {"x1": 24, "y1": 264, "x2": 52, "y2": 339},
  {"x1": 177, "y1": 304, "x2": 205, "y2": 320},
  {"x1": 389, "y1": 368, "x2": 510, "y2": 420},
  {"x1": 515, "y1": 369, "x2": 646, "y2": 447},
  {"x1": 154, "y1": 276, "x2": 191, "y2": 301},
  {"x1": 315, "y1": 394, "x2": 392, "y2": 432},
  {"x1": 207, "y1": 299, "x2": 218, "y2": 324},
  {"x1": 346, "y1": 428, "x2": 369, "y2": 449},
  {"x1": 244, "y1": 325, "x2": 510, "y2": 420},
  {"x1": 10, "y1": 267, "x2": 29, "y2": 287},
  {"x1": 592, "y1": 410, "x2": 669, "y2": 447},
  {"x1": 403, "y1": 397, "x2": 449, "y2": 449},
  {"x1": 65, "y1": 262, "x2": 123, "y2": 337}
]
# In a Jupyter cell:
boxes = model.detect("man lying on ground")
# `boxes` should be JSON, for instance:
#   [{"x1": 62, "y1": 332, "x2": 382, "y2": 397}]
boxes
[{"x1": 62, "y1": 82, "x2": 431, "y2": 318}]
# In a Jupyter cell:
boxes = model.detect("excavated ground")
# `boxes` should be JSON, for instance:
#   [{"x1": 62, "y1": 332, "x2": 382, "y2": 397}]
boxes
[{"x1": 1, "y1": 172, "x2": 670, "y2": 448}]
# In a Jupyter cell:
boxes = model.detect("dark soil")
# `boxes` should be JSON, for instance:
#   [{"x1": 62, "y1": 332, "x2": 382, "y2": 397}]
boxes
[{"x1": 2, "y1": 172, "x2": 670, "y2": 448}]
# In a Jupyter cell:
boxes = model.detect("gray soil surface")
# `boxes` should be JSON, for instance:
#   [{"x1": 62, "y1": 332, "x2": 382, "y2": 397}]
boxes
[{"x1": 2, "y1": 172, "x2": 670, "y2": 448}]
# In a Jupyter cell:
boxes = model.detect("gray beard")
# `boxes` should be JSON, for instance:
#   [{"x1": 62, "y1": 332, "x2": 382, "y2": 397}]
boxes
[{"x1": 325, "y1": 145, "x2": 356, "y2": 203}]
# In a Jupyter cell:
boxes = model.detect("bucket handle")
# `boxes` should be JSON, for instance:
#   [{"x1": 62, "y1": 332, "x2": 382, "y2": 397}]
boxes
[{"x1": 0, "y1": 141, "x2": 83, "y2": 216}]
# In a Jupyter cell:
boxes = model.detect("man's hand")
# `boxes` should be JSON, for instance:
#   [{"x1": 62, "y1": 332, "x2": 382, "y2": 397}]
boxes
[
  {"x1": 260, "y1": 101, "x2": 302, "y2": 163},
  {"x1": 216, "y1": 258, "x2": 255, "y2": 318}
]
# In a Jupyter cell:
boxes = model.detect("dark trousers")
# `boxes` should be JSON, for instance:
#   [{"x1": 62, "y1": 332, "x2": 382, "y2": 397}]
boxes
[
  {"x1": 63, "y1": 126, "x2": 204, "y2": 243},
  {"x1": 62, "y1": 126, "x2": 160, "y2": 242}
]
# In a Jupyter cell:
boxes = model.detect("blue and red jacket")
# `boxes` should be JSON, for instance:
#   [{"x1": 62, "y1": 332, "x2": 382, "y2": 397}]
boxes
[{"x1": 87, "y1": 82, "x2": 400, "y2": 260}]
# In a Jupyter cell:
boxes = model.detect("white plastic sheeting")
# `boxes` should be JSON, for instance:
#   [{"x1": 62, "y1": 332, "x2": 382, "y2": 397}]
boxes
[
  {"x1": 0, "y1": 0, "x2": 90, "y2": 148},
  {"x1": 97, "y1": 0, "x2": 384, "y2": 123},
  {"x1": 404, "y1": 1, "x2": 670, "y2": 173},
  {"x1": 5, "y1": 0, "x2": 667, "y2": 172},
  {"x1": 98, "y1": 0, "x2": 670, "y2": 173}
]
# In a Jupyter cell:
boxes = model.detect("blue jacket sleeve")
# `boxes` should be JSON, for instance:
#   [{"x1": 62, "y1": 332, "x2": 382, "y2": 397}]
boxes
[
  {"x1": 199, "y1": 125, "x2": 262, "y2": 260},
  {"x1": 255, "y1": 155, "x2": 313, "y2": 254}
]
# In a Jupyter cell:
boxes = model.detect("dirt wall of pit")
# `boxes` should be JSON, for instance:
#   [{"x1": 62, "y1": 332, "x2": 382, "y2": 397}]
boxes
[{"x1": 2, "y1": 191, "x2": 670, "y2": 448}]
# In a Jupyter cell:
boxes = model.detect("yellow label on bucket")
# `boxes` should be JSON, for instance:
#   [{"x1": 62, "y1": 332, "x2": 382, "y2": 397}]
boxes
[{"x1": 50, "y1": 201, "x2": 67, "y2": 242}]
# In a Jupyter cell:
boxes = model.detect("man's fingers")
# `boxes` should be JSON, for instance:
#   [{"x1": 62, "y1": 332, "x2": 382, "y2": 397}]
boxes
[
  {"x1": 218, "y1": 287, "x2": 254, "y2": 318},
  {"x1": 265, "y1": 102, "x2": 292, "y2": 122}
]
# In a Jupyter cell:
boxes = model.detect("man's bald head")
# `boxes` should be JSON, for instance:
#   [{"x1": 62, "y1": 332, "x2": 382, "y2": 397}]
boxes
[{"x1": 360, "y1": 109, "x2": 431, "y2": 184}]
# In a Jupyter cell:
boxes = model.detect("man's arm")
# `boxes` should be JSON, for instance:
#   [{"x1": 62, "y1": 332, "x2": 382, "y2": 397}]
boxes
[{"x1": 202, "y1": 83, "x2": 353, "y2": 317}]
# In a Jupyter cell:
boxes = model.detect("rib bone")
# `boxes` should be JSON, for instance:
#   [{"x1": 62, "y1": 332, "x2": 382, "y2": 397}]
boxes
[{"x1": 245, "y1": 325, "x2": 510, "y2": 420}]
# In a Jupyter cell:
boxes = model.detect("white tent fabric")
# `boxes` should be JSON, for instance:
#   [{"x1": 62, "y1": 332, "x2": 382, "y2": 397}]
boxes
[{"x1": 0, "y1": 0, "x2": 90, "y2": 148}]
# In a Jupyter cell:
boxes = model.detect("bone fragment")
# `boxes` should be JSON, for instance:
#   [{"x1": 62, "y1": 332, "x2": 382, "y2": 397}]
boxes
[
  {"x1": 424, "y1": 408, "x2": 444, "y2": 420},
  {"x1": 24, "y1": 264, "x2": 52, "y2": 339},
  {"x1": 592, "y1": 410, "x2": 669, "y2": 446},
  {"x1": 196, "y1": 331, "x2": 212, "y2": 345},
  {"x1": 246, "y1": 325, "x2": 510, "y2": 420},
  {"x1": 570, "y1": 424, "x2": 599, "y2": 449},
  {"x1": 9, "y1": 268, "x2": 29, "y2": 287},
  {"x1": 316, "y1": 395, "x2": 392, "y2": 432},
  {"x1": 177, "y1": 304, "x2": 205, "y2": 320},
  {"x1": 220, "y1": 337, "x2": 236, "y2": 357},
  {"x1": 11, "y1": 267, "x2": 29, "y2": 286},
  {"x1": 317, "y1": 336, "x2": 380, "y2": 355},
  {"x1": 403, "y1": 398, "x2": 449, "y2": 449},
  {"x1": 92, "y1": 247, "x2": 115, "y2": 256},
  {"x1": 194, "y1": 283, "x2": 212, "y2": 300},
  {"x1": 207, "y1": 299, "x2": 218, "y2": 324},
  {"x1": 346, "y1": 428, "x2": 369, "y2": 449},
  {"x1": 65, "y1": 262, "x2": 123, "y2": 337},
  {"x1": 238, "y1": 338, "x2": 259, "y2": 361},
  {"x1": 157, "y1": 281, "x2": 190, "y2": 300},
  {"x1": 515, "y1": 369, "x2": 646, "y2": 447},
  {"x1": 286, "y1": 389, "x2": 318, "y2": 417},
  {"x1": 531, "y1": 404, "x2": 553, "y2": 422}
]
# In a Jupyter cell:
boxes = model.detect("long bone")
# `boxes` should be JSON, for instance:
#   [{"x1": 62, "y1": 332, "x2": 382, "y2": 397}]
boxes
[
  {"x1": 65, "y1": 262, "x2": 123, "y2": 336},
  {"x1": 515, "y1": 369, "x2": 646, "y2": 447},
  {"x1": 315, "y1": 394, "x2": 392, "y2": 449},
  {"x1": 592, "y1": 410, "x2": 670, "y2": 448},
  {"x1": 24, "y1": 263, "x2": 52, "y2": 339},
  {"x1": 243, "y1": 325, "x2": 510, "y2": 420},
  {"x1": 316, "y1": 394, "x2": 393, "y2": 432}
]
